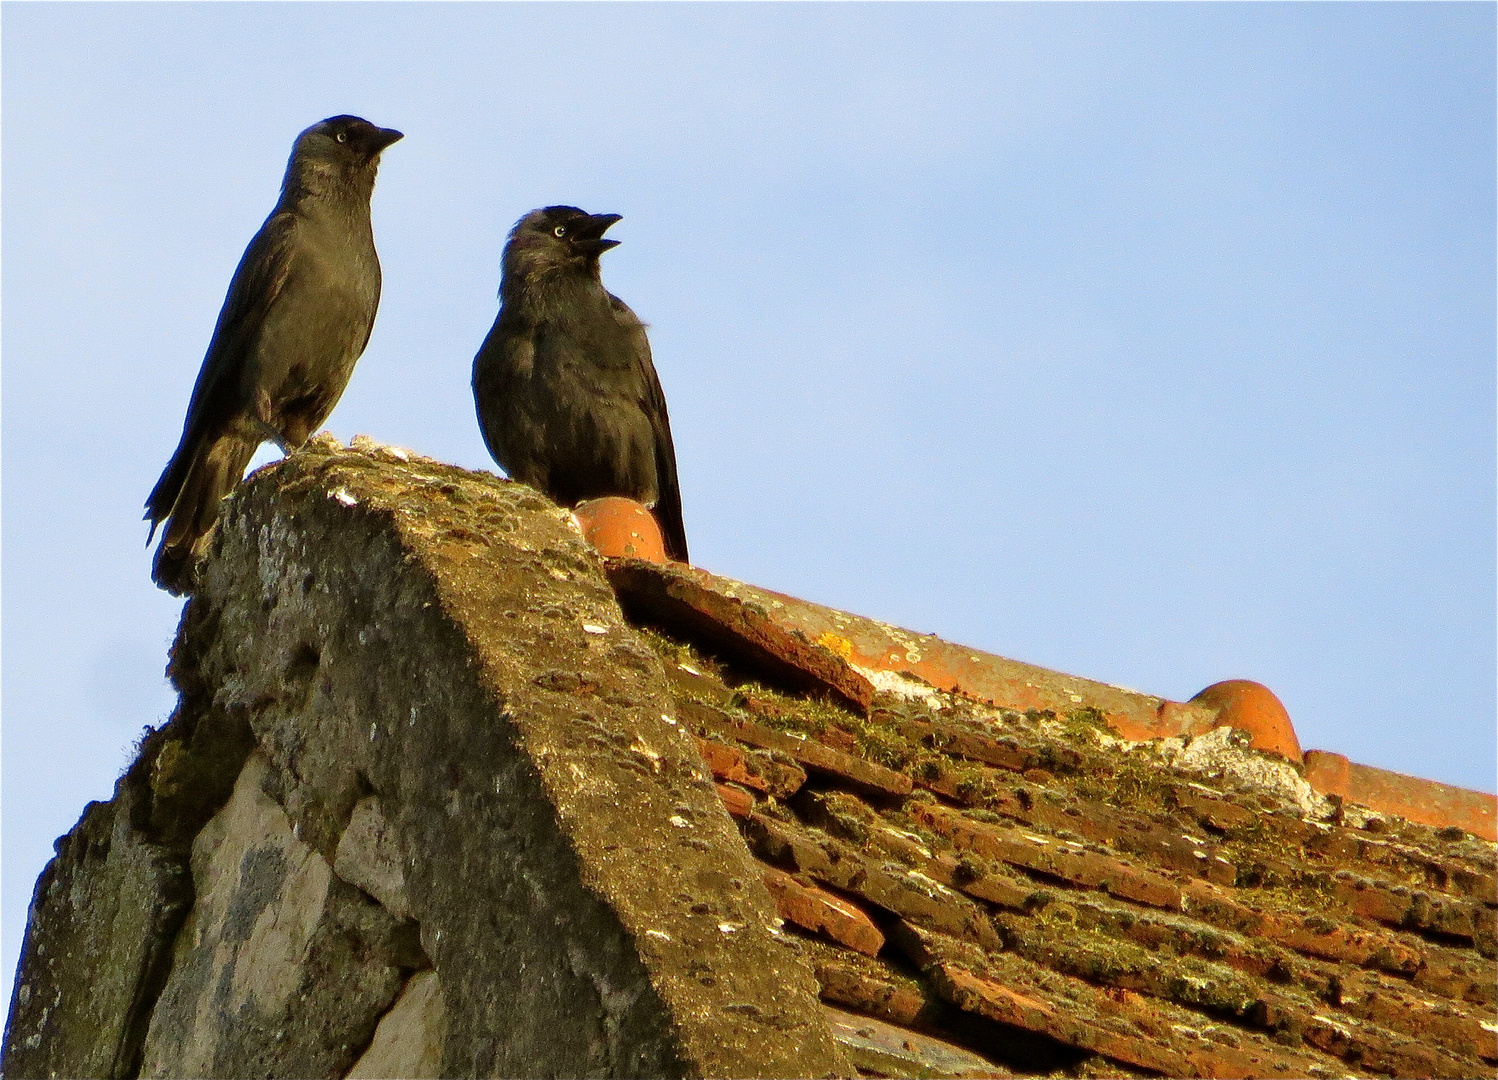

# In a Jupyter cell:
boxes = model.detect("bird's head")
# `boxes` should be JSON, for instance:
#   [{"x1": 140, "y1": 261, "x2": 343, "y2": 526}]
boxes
[
  {"x1": 286, "y1": 115, "x2": 403, "y2": 195},
  {"x1": 503, "y1": 206, "x2": 622, "y2": 282}
]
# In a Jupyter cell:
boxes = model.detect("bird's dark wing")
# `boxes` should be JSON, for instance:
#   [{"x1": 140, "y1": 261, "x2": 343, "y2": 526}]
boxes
[
  {"x1": 183, "y1": 211, "x2": 301, "y2": 439},
  {"x1": 612, "y1": 293, "x2": 689, "y2": 563},
  {"x1": 472, "y1": 309, "x2": 538, "y2": 478},
  {"x1": 146, "y1": 211, "x2": 299, "y2": 530}
]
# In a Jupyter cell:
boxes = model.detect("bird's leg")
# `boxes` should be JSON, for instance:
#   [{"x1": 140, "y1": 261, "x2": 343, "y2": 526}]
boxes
[
  {"x1": 252, "y1": 392, "x2": 310, "y2": 452},
  {"x1": 249, "y1": 418, "x2": 294, "y2": 453},
  {"x1": 249, "y1": 388, "x2": 290, "y2": 451}
]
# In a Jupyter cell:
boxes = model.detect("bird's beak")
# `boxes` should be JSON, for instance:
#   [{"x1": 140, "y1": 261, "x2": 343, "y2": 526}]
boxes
[
  {"x1": 575, "y1": 213, "x2": 622, "y2": 255},
  {"x1": 368, "y1": 127, "x2": 404, "y2": 159}
]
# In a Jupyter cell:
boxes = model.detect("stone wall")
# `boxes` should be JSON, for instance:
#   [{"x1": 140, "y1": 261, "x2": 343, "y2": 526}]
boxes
[{"x1": 3, "y1": 437, "x2": 847, "y2": 1079}]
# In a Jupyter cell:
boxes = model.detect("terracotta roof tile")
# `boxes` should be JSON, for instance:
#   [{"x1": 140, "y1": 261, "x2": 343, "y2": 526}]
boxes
[
  {"x1": 813, "y1": 956, "x2": 932, "y2": 1027},
  {"x1": 715, "y1": 781, "x2": 755, "y2": 818},
  {"x1": 617, "y1": 609, "x2": 1497, "y2": 1078},
  {"x1": 607, "y1": 549, "x2": 1497, "y2": 841},
  {"x1": 823, "y1": 1003, "x2": 1017, "y2": 1078},
  {"x1": 683, "y1": 700, "x2": 912, "y2": 797},
  {"x1": 1188, "y1": 681, "x2": 1303, "y2": 762},
  {"x1": 762, "y1": 866, "x2": 885, "y2": 957},
  {"x1": 1411, "y1": 950, "x2": 1497, "y2": 1006},
  {"x1": 571, "y1": 496, "x2": 669, "y2": 563},
  {"x1": 904, "y1": 926, "x2": 1340, "y2": 1080},
  {"x1": 912, "y1": 801, "x2": 1188, "y2": 912},
  {"x1": 1306, "y1": 750, "x2": 1498, "y2": 843},
  {"x1": 609, "y1": 560, "x2": 878, "y2": 711},
  {"x1": 694, "y1": 734, "x2": 808, "y2": 798}
]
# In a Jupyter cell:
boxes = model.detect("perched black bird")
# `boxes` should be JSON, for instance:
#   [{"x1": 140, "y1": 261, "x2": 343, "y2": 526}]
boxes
[
  {"x1": 145, "y1": 115, "x2": 402, "y2": 594},
  {"x1": 473, "y1": 206, "x2": 689, "y2": 562}
]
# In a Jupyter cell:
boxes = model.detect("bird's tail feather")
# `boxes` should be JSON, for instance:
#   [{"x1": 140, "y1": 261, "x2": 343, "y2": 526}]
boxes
[
  {"x1": 649, "y1": 431, "x2": 689, "y2": 563},
  {"x1": 144, "y1": 435, "x2": 198, "y2": 546},
  {"x1": 655, "y1": 483, "x2": 689, "y2": 564},
  {"x1": 150, "y1": 434, "x2": 257, "y2": 595}
]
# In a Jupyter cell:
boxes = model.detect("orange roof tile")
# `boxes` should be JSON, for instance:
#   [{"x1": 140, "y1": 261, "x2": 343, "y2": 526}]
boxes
[{"x1": 594, "y1": 529, "x2": 1497, "y2": 1077}]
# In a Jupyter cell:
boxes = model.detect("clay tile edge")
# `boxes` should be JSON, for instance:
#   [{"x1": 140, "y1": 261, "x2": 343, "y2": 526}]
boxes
[
  {"x1": 604, "y1": 559, "x2": 1496, "y2": 841},
  {"x1": 1305, "y1": 749, "x2": 1496, "y2": 842}
]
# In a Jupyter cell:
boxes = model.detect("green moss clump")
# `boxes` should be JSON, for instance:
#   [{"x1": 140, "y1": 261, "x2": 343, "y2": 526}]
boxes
[
  {"x1": 1060, "y1": 705, "x2": 1109, "y2": 744},
  {"x1": 1189, "y1": 927, "x2": 1231, "y2": 959},
  {"x1": 912, "y1": 756, "x2": 945, "y2": 783},
  {"x1": 809, "y1": 790, "x2": 875, "y2": 845},
  {"x1": 1072, "y1": 757, "x2": 1173, "y2": 816},
  {"x1": 965, "y1": 808, "x2": 1005, "y2": 824},
  {"x1": 952, "y1": 854, "x2": 990, "y2": 886}
]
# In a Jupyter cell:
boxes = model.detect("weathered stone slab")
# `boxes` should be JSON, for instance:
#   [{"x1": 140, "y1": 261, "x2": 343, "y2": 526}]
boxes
[
  {"x1": 138, "y1": 752, "x2": 407, "y2": 1079},
  {"x1": 334, "y1": 793, "x2": 414, "y2": 919},
  {"x1": 347, "y1": 970, "x2": 446, "y2": 1080}
]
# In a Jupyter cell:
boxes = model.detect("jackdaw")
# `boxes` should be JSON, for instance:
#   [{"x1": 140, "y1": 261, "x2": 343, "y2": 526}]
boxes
[
  {"x1": 145, "y1": 115, "x2": 402, "y2": 594},
  {"x1": 472, "y1": 206, "x2": 689, "y2": 562}
]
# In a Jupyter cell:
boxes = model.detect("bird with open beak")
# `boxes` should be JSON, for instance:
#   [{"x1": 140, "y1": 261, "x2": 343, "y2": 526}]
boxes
[{"x1": 472, "y1": 206, "x2": 689, "y2": 562}]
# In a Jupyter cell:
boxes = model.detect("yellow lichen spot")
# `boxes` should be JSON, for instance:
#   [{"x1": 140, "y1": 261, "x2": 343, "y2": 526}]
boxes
[{"x1": 815, "y1": 631, "x2": 854, "y2": 661}]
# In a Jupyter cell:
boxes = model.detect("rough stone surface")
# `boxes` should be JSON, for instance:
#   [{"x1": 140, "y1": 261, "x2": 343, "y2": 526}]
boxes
[
  {"x1": 2, "y1": 786, "x2": 190, "y2": 1080},
  {"x1": 334, "y1": 794, "x2": 415, "y2": 920},
  {"x1": 347, "y1": 970, "x2": 446, "y2": 1080},
  {"x1": 4, "y1": 437, "x2": 846, "y2": 1080},
  {"x1": 138, "y1": 753, "x2": 409, "y2": 1079}
]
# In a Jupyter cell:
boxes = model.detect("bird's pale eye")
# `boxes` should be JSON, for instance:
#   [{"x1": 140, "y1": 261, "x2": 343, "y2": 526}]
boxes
[
  {"x1": 335, "y1": 132, "x2": 348, "y2": 143},
  {"x1": 553, "y1": 225, "x2": 567, "y2": 238}
]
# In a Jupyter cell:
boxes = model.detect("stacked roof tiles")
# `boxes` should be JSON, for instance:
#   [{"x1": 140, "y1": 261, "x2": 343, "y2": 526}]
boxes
[{"x1": 624, "y1": 615, "x2": 1497, "y2": 1079}]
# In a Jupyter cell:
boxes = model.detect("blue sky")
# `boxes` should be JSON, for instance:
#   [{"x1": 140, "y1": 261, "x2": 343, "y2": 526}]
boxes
[{"x1": 3, "y1": 3, "x2": 1493, "y2": 991}]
